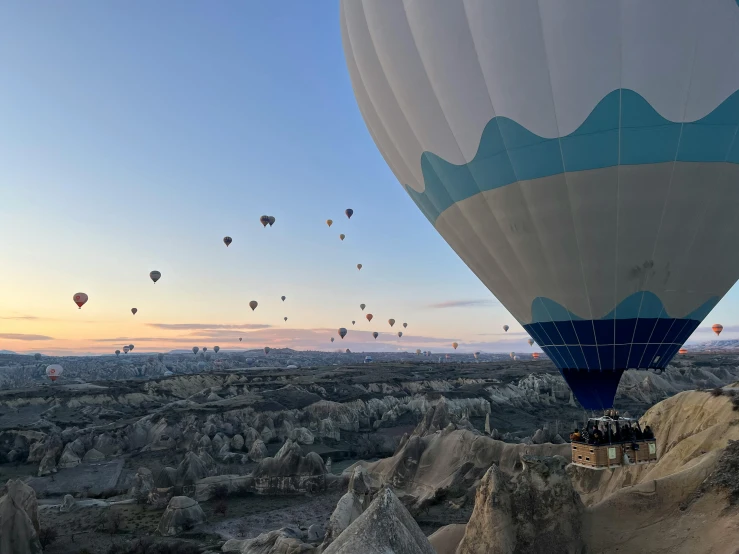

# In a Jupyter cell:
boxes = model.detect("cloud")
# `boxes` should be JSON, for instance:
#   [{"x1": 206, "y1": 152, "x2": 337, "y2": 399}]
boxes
[
  {"x1": 146, "y1": 323, "x2": 272, "y2": 331},
  {"x1": 0, "y1": 315, "x2": 40, "y2": 320},
  {"x1": 427, "y1": 299, "x2": 497, "y2": 309},
  {"x1": 0, "y1": 333, "x2": 53, "y2": 341}
]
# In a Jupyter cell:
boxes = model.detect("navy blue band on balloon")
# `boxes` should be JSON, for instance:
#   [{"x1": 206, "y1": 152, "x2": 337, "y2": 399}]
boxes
[{"x1": 523, "y1": 317, "x2": 700, "y2": 409}]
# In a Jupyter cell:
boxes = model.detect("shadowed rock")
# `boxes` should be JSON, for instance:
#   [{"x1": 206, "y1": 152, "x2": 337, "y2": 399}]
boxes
[
  {"x1": 0, "y1": 479, "x2": 42, "y2": 554},
  {"x1": 157, "y1": 496, "x2": 205, "y2": 536}
]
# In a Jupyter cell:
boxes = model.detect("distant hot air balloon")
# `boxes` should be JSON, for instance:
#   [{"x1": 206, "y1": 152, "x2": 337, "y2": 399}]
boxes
[
  {"x1": 452, "y1": 342, "x2": 458, "y2": 350},
  {"x1": 260, "y1": 215, "x2": 270, "y2": 227},
  {"x1": 239, "y1": 338, "x2": 242, "y2": 342},
  {"x1": 123, "y1": 346, "x2": 130, "y2": 354},
  {"x1": 712, "y1": 324, "x2": 724, "y2": 336},
  {"x1": 214, "y1": 346, "x2": 220, "y2": 354},
  {"x1": 366, "y1": 314, "x2": 373, "y2": 322},
  {"x1": 150, "y1": 271, "x2": 161, "y2": 283},
  {"x1": 474, "y1": 351, "x2": 480, "y2": 359},
  {"x1": 340, "y1": 1, "x2": 739, "y2": 411},
  {"x1": 510, "y1": 352, "x2": 515, "y2": 359},
  {"x1": 284, "y1": 317, "x2": 288, "y2": 322},
  {"x1": 352, "y1": 321, "x2": 355, "y2": 325},
  {"x1": 345, "y1": 209, "x2": 353, "y2": 219},
  {"x1": 503, "y1": 325, "x2": 509, "y2": 333},
  {"x1": 281, "y1": 296, "x2": 286, "y2": 301},
  {"x1": 115, "y1": 350, "x2": 120, "y2": 356},
  {"x1": 528, "y1": 338, "x2": 534, "y2": 347},
  {"x1": 360, "y1": 304, "x2": 366, "y2": 311},
  {"x1": 416, "y1": 349, "x2": 422, "y2": 355},
  {"x1": 46, "y1": 364, "x2": 63, "y2": 382},
  {"x1": 403, "y1": 323, "x2": 407, "y2": 329},
  {"x1": 339, "y1": 234, "x2": 345, "y2": 241},
  {"x1": 264, "y1": 347, "x2": 271, "y2": 354},
  {"x1": 192, "y1": 347, "x2": 199, "y2": 355},
  {"x1": 373, "y1": 332, "x2": 379, "y2": 339},
  {"x1": 131, "y1": 308, "x2": 137, "y2": 315},
  {"x1": 331, "y1": 337, "x2": 335, "y2": 343},
  {"x1": 203, "y1": 347, "x2": 208, "y2": 352},
  {"x1": 345, "y1": 348, "x2": 351, "y2": 353},
  {"x1": 249, "y1": 301, "x2": 258, "y2": 311},
  {"x1": 338, "y1": 328, "x2": 347, "y2": 339},
  {"x1": 388, "y1": 319, "x2": 395, "y2": 327},
  {"x1": 268, "y1": 216, "x2": 275, "y2": 226},
  {"x1": 397, "y1": 332, "x2": 403, "y2": 338},
  {"x1": 678, "y1": 348, "x2": 688, "y2": 355},
  {"x1": 223, "y1": 236, "x2": 232, "y2": 247},
  {"x1": 357, "y1": 264, "x2": 362, "y2": 271},
  {"x1": 73, "y1": 292, "x2": 88, "y2": 309},
  {"x1": 533, "y1": 352, "x2": 541, "y2": 360},
  {"x1": 327, "y1": 219, "x2": 333, "y2": 227},
  {"x1": 129, "y1": 344, "x2": 134, "y2": 351}
]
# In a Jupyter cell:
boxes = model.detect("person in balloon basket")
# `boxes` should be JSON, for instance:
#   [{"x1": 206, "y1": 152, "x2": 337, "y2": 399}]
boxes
[{"x1": 569, "y1": 428, "x2": 582, "y2": 443}]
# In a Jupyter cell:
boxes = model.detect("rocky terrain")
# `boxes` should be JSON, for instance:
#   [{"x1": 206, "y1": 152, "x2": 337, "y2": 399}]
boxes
[{"x1": 0, "y1": 352, "x2": 738, "y2": 553}]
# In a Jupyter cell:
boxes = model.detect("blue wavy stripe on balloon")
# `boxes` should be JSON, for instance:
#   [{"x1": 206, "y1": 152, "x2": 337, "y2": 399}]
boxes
[
  {"x1": 530, "y1": 291, "x2": 718, "y2": 324},
  {"x1": 405, "y1": 88, "x2": 739, "y2": 224}
]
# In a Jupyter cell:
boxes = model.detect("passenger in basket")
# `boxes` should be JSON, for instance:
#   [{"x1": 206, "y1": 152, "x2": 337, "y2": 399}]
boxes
[
  {"x1": 632, "y1": 423, "x2": 643, "y2": 440},
  {"x1": 591, "y1": 428, "x2": 603, "y2": 445},
  {"x1": 642, "y1": 426, "x2": 654, "y2": 440},
  {"x1": 570, "y1": 428, "x2": 582, "y2": 442}
]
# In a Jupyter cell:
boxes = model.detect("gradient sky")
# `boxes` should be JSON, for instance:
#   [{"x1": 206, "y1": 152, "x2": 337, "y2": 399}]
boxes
[{"x1": 0, "y1": 2, "x2": 736, "y2": 355}]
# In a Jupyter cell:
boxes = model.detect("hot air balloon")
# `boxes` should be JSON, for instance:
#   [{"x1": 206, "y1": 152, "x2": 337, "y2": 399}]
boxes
[
  {"x1": 352, "y1": 320, "x2": 355, "y2": 325},
  {"x1": 712, "y1": 324, "x2": 724, "y2": 336},
  {"x1": 223, "y1": 236, "x2": 232, "y2": 247},
  {"x1": 264, "y1": 347, "x2": 271, "y2": 354},
  {"x1": 73, "y1": 292, "x2": 88, "y2": 309},
  {"x1": 366, "y1": 314, "x2": 373, "y2": 322},
  {"x1": 338, "y1": 328, "x2": 347, "y2": 339},
  {"x1": 510, "y1": 352, "x2": 515, "y2": 359},
  {"x1": 403, "y1": 323, "x2": 407, "y2": 329},
  {"x1": 281, "y1": 296, "x2": 286, "y2": 301},
  {"x1": 123, "y1": 346, "x2": 130, "y2": 354},
  {"x1": 192, "y1": 347, "x2": 199, "y2": 355},
  {"x1": 678, "y1": 348, "x2": 688, "y2": 355},
  {"x1": 203, "y1": 347, "x2": 208, "y2": 352},
  {"x1": 397, "y1": 331, "x2": 403, "y2": 338},
  {"x1": 345, "y1": 209, "x2": 353, "y2": 219},
  {"x1": 373, "y1": 332, "x2": 379, "y2": 339},
  {"x1": 239, "y1": 338, "x2": 242, "y2": 342},
  {"x1": 340, "y1": 1, "x2": 739, "y2": 410},
  {"x1": 131, "y1": 308, "x2": 137, "y2": 315},
  {"x1": 339, "y1": 234, "x2": 345, "y2": 241},
  {"x1": 150, "y1": 271, "x2": 161, "y2": 283},
  {"x1": 331, "y1": 337, "x2": 335, "y2": 342},
  {"x1": 46, "y1": 364, "x2": 63, "y2": 382},
  {"x1": 503, "y1": 326, "x2": 510, "y2": 333},
  {"x1": 249, "y1": 301, "x2": 258, "y2": 311},
  {"x1": 452, "y1": 343, "x2": 458, "y2": 350},
  {"x1": 129, "y1": 344, "x2": 134, "y2": 351},
  {"x1": 533, "y1": 352, "x2": 541, "y2": 360},
  {"x1": 357, "y1": 264, "x2": 362, "y2": 271},
  {"x1": 360, "y1": 304, "x2": 366, "y2": 311},
  {"x1": 284, "y1": 317, "x2": 288, "y2": 322},
  {"x1": 528, "y1": 338, "x2": 534, "y2": 347},
  {"x1": 474, "y1": 351, "x2": 480, "y2": 359},
  {"x1": 214, "y1": 346, "x2": 220, "y2": 354},
  {"x1": 260, "y1": 215, "x2": 270, "y2": 227},
  {"x1": 115, "y1": 350, "x2": 120, "y2": 356},
  {"x1": 388, "y1": 319, "x2": 395, "y2": 327},
  {"x1": 327, "y1": 219, "x2": 333, "y2": 227},
  {"x1": 416, "y1": 349, "x2": 422, "y2": 355}
]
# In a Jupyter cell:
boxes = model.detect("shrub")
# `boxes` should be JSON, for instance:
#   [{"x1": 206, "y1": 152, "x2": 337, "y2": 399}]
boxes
[
  {"x1": 38, "y1": 527, "x2": 58, "y2": 548},
  {"x1": 107, "y1": 537, "x2": 202, "y2": 554},
  {"x1": 711, "y1": 387, "x2": 724, "y2": 397},
  {"x1": 214, "y1": 500, "x2": 228, "y2": 516}
]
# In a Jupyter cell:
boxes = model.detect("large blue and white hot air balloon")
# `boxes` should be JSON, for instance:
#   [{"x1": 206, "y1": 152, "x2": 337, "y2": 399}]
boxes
[{"x1": 341, "y1": 0, "x2": 739, "y2": 410}]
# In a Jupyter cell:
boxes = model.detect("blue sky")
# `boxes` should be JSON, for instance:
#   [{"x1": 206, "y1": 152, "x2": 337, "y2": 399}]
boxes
[{"x1": 0, "y1": 1, "x2": 735, "y2": 355}]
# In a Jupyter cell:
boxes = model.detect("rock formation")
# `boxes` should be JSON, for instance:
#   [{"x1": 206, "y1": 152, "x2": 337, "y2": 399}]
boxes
[
  {"x1": 323, "y1": 487, "x2": 435, "y2": 554},
  {"x1": 251, "y1": 439, "x2": 325, "y2": 494},
  {"x1": 130, "y1": 467, "x2": 155, "y2": 503},
  {"x1": 322, "y1": 466, "x2": 373, "y2": 549},
  {"x1": 457, "y1": 456, "x2": 583, "y2": 554},
  {"x1": 157, "y1": 496, "x2": 205, "y2": 536},
  {"x1": 222, "y1": 526, "x2": 315, "y2": 553},
  {"x1": 0, "y1": 479, "x2": 42, "y2": 554},
  {"x1": 427, "y1": 524, "x2": 467, "y2": 554},
  {"x1": 59, "y1": 494, "x2": 76, "y2": 513}
]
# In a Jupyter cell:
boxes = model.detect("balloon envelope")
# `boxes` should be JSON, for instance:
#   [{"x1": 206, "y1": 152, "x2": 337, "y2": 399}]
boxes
[
  {"x1": 129, "y1": 344, "x2": 134, "y2": 351},
  {"x1": 284, "y1": 317, "x2": 288, "y2": 321},
  {"x1": 388, "y1": 319, "x2": 395, "y2": 327},
  {"x1": 357, "y1": 264, "x2": 362, "y2": 270},
  {"x1": 712, "y1": 324, "x2": 724, "y2": 336},
  {"x1": 131, "y1": 308, "x2": 137, "y2": 315},
  {"x1": 46, "y1": 364, "x2": 63, "y2": 381},
  {"x1": 397, "y1": 331, "x2": 403, "y2": 338},
  {"x1": 331, "y1": 337, "x2": 335, "y2": 342},
  {"x1": 345, "y1": 209, "x2": 353, "y2": 219},
  {"x1": 373, "y1": 332, "x2": 379, "y2": 339},
  {"x1": 327, "y1": 219, "x2": 333, "y2": 227},
  {"x1": 503, "y1": 326, "x2": 509, "y2": 333},
  {"x1": 678, "y1": 348, "x2": 688, "y2": 355},
  {"x1": 528, "y1": 338, "x2": 534, "y2": 346},
  {"x1": 73, "y1": 292, "x2": 88, "y2": 309},
  {"x1": 340, "y1": 0, "x2": 739, "y2": 409},
  {"x1": 223, "y1": 236, "x2": 232, "y2": 247},
  {"x1": 239, "y1": 338, "x2": 242, "y2": 342},
  {"x1": 452, "y1": 342, "x2": 458, "y2": 350},
  {"x1": 192, "y1": 347, "x2": 199, "y2": 355},
  {"x1": 281, "y1": 296, "x2": 286, "y2": 301},
  {"x1": 403, "y1": 323, "x2": 407, "y2": 328},
  {"x1": 339, "y1": 234, "x2": 345, "y2": 241},
  {"x1": 214, "y1": 346, "x2": 220, "y2": 353},
  {"x1": 366, "y1": 314, "x2": 373, "y2": 322},
  {"x1": 249, "y1": 301, "x2": 258, "y2": 311},
  {"x1": 115, "y1": 350, "x2": 120, "y2": 356},
  {"x1": 123, "y1": 346, "x2": 130, "y2": 354},
  {"x1": 360, "y1": 304, "x2": 366, "y2": 311},
  {"x1": 268, "y1": 216, "x2": 275, "y2": 226},
  {"x1": 338, "y1": 328, "x2": 347, "y2": 339},
  {"x1": 260, "y1": 215, "x2": 270, "y2": 227},
  {"x1": 264, "y1": 347, "x2": 271, "y2": 354},
  {"x1": 149, "y1": 271, "x2": 161, "y2": 283}
]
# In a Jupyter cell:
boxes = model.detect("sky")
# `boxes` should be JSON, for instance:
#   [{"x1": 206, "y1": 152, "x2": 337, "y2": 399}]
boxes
[{"x1": 0, "y1": 2, "x2": 736, "y2": 356}]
